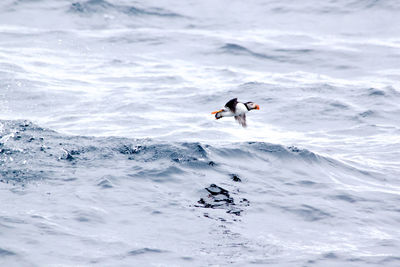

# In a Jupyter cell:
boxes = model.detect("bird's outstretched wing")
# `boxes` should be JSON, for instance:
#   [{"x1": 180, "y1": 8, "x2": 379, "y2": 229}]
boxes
[
  {"x1": 235, "y1": 113, "x2": 247, "y2": 128},
  {"x1": 225, "y1": 98, "x2": 238, "y2": 113}
]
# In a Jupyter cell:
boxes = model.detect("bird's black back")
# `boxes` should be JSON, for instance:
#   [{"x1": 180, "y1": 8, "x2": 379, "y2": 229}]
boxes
[{"x1": 225, "y1": 98, "x2": 238, "y2": 113}]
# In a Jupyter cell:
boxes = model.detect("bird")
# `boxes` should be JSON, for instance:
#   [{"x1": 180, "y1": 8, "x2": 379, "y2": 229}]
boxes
[{"x1": 211, "y1": 98, "x2": 260, "y2": 127}]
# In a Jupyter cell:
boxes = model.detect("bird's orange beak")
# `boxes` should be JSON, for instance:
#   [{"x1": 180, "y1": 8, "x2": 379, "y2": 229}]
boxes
[
  {"x1": 211, "y1": 109, "x2": 224, "y2": 114},
  {"x1": 255, "y1": 104, "x2": 260, "y2": 110}
]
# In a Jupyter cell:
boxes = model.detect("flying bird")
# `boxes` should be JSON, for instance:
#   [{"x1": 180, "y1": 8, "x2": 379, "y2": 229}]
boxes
[{"x1": 211, "y1": 98, "x2": 260, "y2": 127}]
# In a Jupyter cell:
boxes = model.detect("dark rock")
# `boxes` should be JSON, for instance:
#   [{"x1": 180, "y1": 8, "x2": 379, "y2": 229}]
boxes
[
  {"x1": 230, "y1": 174, "x2": 241, "y2": 182},
  {"x1": 196, "y1": 184, "x2": 249, "y2": 216}
]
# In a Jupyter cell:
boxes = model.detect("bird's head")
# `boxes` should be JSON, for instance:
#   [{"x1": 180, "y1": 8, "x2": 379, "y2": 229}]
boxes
[{"x1": 245, "y1": 102, "x2": 260, "y2": 111}]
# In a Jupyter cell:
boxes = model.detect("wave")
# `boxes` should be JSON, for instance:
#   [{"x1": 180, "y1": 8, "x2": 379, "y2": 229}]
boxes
[
  {"x1": 220, "y1": 43, "x2": 288, "y2": 62},
  {"x1": 69, "y1": 0, "x2": 182, "y2": 17},
  {"x1": 0, "y1": 119, "x2": 374, "y2": 179},
  {"x1": 0, "y1": 120, "x2": 323, "y2": 168},
  {"x1": 0, "y1": 120, "x2": 371, "y2": 168}
]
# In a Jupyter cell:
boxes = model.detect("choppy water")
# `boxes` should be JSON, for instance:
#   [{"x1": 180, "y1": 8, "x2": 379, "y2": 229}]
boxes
[{"x1": 1, "y1": 0, "x2": 400, "y2": 266}]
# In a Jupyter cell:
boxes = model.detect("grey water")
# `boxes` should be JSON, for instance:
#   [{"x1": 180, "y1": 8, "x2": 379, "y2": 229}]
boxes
[{"x1": 1, "y1": 0, "x2": 400, "y2": 266}]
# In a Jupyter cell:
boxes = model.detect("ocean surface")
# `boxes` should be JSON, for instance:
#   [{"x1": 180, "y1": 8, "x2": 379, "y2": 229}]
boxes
[{"x1": 1, "y1": 0, "x2": 400, "y2": 266}]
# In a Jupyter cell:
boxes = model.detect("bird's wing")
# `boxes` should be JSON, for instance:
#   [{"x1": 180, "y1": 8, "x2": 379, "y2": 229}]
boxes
[
  {"x1": 225, "y1": 98, "x2": 238, "y2": 113},
  {"x1": 235, "y1": 113, "x2": 247, "y2": 128}
]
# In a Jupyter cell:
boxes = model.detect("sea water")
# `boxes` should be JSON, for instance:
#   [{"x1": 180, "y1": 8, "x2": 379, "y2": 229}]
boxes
[{"x1": 1, "y1": 0, "x2": 400, "y2": 266}]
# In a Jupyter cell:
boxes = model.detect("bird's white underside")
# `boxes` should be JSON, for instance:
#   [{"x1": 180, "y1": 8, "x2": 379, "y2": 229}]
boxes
[{"x1": 219, "y1": 102, "x2": 248, "y2": 117}]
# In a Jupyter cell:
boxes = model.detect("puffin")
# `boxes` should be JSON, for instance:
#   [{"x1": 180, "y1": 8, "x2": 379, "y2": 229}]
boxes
[{"x1": 211, "y1": 98, "x2": 260, "y2": 127}]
